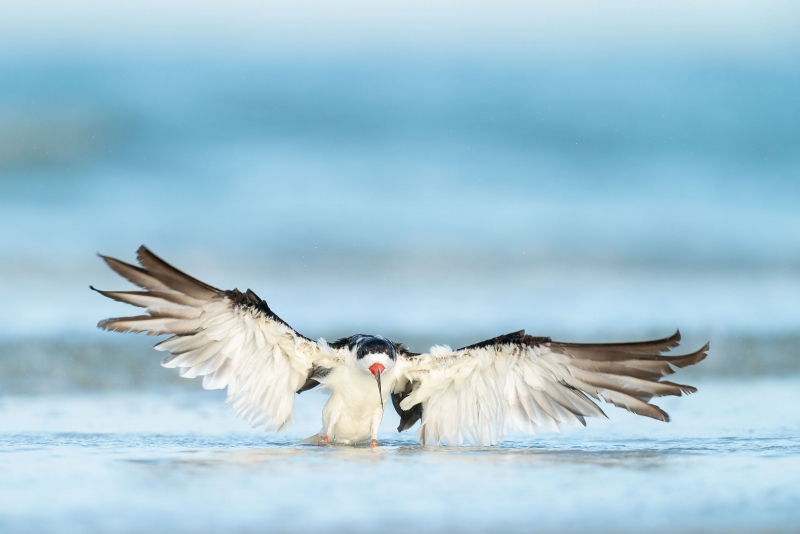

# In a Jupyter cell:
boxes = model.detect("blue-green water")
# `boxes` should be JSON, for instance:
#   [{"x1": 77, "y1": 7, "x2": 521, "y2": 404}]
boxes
[
  {"x1": 1, "y1": 12, "x2": 799, "y2": 532},
  {"x1": 1, "y1": 59, "x2": 799, "y2": 340}
]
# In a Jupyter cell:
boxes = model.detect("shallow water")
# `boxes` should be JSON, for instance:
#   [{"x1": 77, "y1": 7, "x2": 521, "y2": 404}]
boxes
[{"x1": 2, "y1": 378, "x2": 799, "y2": 533}]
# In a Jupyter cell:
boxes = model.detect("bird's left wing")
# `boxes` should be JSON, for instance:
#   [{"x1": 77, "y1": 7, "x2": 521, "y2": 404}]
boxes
[
  {"x1": 393, "y1": 330, "x2": 708, "y2": 446},
  {"x1": 93, "y1": 246, "x2": 342, "y2": 430}
]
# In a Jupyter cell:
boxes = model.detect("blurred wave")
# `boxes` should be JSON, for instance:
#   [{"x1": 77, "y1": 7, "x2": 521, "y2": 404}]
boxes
[
  {"x1": 1, "y1": 58, "x2": 798, "y2": 357},
  {"x1": 3, "y1": 61, "x2": 798, "y2": 174},
  {"x1": 0, "y1": 332, "x2": 797, "y2": 395}
]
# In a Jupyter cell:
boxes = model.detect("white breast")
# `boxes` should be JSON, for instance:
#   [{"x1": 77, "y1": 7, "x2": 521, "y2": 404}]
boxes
[{"x1": 318, "y1": 364, "x2": 395, "y2": 444}]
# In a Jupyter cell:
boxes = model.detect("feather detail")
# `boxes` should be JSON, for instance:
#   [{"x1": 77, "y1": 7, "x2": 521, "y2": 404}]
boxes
[
  {"x1": 94, "y1": 246, "x2": 331, "y2": 431},
  {"x1": 135, "y1": 246, "x2": 218, "y2": 300},
  {"x1": 395, "y1": 331, "x2": 708, "y2": 445}
]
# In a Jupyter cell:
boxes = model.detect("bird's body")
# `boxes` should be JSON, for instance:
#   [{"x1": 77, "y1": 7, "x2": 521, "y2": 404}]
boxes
[
  {"x1": 94, "y1": 247, "x2": 709, "y2": 447},
  {"x1": 315, "y1": 338, "x2": 397, "y2": 444},
  {"x1": 320, "y1": 362, "x2": 389, "y2": 444}
]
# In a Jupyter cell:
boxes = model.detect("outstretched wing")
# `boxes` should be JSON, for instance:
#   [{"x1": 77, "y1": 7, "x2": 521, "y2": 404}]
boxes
[
  {"x1": 393, "y1": 330, "x2": 708, "y2": 446},
  {"x1": 93, "y1": 246, "x2": 341, "y2": 430}
]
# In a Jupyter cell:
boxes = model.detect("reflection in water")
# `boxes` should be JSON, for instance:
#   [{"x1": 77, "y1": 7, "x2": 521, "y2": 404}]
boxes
[
  {"x1": 120, "y1": 435, "x2": 800, "y2": 474},
  {"x1": 159, "y1": 444, "x2": 670, "y2": 471}
]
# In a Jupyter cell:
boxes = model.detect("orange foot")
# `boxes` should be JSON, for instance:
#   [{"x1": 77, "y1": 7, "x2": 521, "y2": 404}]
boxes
[
  {"x1": 370, "y1": 439, "x2": 379, "y2": 447},
  {"x1": 317, "y1": 435, "x2": 329, "y2": 446}
]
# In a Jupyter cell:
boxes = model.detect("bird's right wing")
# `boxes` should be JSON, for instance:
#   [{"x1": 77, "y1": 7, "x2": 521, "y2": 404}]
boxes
[{"x1": 94, "y1": 246, "x2": 344, "y2": 431}]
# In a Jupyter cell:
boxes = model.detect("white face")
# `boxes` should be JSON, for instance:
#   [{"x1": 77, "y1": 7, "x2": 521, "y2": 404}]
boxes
[{"x1": 356, "y1": 351, "x2": 395, "y2": 377}]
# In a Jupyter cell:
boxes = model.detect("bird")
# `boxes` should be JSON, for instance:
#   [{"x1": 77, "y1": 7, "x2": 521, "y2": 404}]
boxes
[{"x1": 92, "y1": 246, "x2": 709, "y2": 447}]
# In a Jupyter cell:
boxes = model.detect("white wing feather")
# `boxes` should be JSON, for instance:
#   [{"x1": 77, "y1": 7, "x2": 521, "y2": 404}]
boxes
[
  {"x1": 396, "y1": 332, "x2": 707, "y2": 446},
  {"x1": 95, "y1": 246, "x2": 340, "y2": 431}
]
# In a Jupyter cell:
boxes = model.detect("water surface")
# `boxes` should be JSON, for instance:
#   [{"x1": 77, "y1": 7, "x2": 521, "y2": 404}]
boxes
[{"x1": 2, "y1": 378, "x2": 798, "y2": 533}]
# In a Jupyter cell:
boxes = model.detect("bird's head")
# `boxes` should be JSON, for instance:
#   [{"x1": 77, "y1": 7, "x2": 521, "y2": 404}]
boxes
[{"x1": 354, "y1": 335, "x2": 397, "y2": 408}]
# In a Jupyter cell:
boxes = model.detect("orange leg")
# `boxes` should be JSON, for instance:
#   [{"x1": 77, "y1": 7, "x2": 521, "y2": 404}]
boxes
[
  {"x1": 317, "y1": 435, "x2": 329, "y2": 446},
  {"x1": 370, "y1": 439, "x2": 379, "y2": 447}
]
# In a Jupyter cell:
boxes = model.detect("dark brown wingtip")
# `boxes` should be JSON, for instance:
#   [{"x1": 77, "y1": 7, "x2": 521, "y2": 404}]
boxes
[
  {"x1": 135, "y1": 244, "x2": 152, "y2": 264},
  {"x1": 98, "y1": 254, "x2": 153, "y2": 289},
  {"x1": 134, "y1": 245, "x2": 219, "y2": 298},
  {"x1": 644, "y1": 404, "x2": 670, "y2": 422},
  {"x1": 671, "y1": 329, "x2": 682, "y2": 346},
  {"x1": 97, "y1": 252, "x2": 120, "y2": 268},
  {"x1": 90, "y1": 285, "x2": 111, "y2": 297},
  {"x1": 135, "y1": 245, "x2": 150, "y2": 267},
  {"x1": 665, "y1": 342, "x2": 710, "y2": 369},
  {"x1": 97, "y1": 317, "x2": 136, "y2": 332},
  {"x1": 659, "y1": 381, "x2": 698, "y2": 395},
  {"x1": 625, "y1": 401, "x2": 670, "y2": 422},
  {"x1": 90, "y1": 285, "x2": 123, "y2": 303},
  {"x1": 659, "y1": 329, "x2": 682, "y2": 352}
]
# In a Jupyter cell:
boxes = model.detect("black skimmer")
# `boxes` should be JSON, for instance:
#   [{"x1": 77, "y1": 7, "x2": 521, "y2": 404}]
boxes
[{"x1": 93, "y1": 246, "x2": 709, "y2": 446}]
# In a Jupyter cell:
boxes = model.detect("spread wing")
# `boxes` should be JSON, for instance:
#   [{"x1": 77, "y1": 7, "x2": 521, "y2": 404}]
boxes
[
  {"x1": 93, "y1": 246, "x2": 342, "y2": 430},
  {"x1": 393, "y1": 330, "x2": 708, "y2": 446}
]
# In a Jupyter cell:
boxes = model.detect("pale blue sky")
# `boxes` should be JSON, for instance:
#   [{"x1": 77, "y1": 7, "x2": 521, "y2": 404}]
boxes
[{"x1": 1, "y1": 1, "x2": 798, "y2": 61}]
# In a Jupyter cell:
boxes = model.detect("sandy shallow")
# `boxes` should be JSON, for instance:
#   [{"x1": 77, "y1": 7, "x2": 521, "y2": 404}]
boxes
[{"x1": 1, "y1": 377, "x2": 799, "y2": 533}]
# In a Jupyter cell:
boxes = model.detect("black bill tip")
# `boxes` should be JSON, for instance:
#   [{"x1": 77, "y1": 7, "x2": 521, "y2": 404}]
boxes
[{"x1": 377, "y1": 370, "x2": 384, "y2": 410}]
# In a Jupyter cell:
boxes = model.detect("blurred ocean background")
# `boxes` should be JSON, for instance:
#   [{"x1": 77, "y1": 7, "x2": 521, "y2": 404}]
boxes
[{"x1": 1, "y1": 1, "x2": 799, "y2": 533}]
